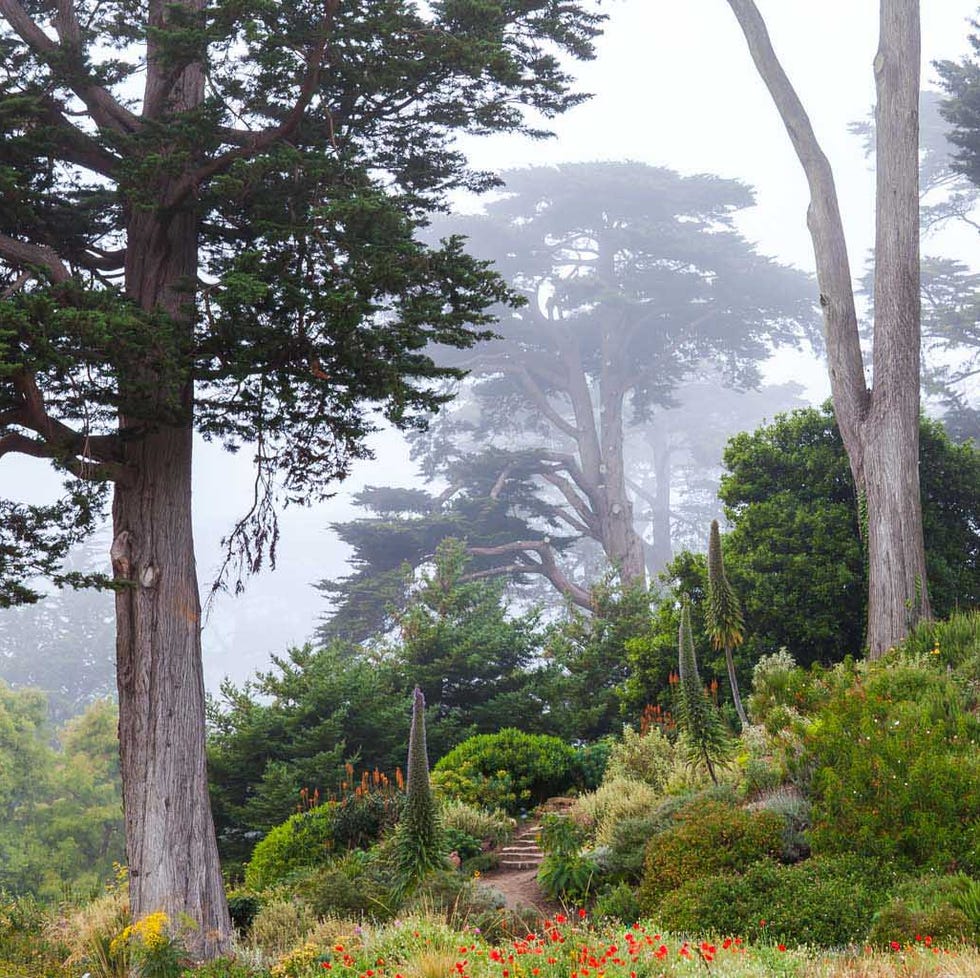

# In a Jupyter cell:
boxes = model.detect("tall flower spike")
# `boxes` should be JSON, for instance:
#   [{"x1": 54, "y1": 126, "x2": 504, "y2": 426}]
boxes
[{"x1": 705, "y1": 519, "x2": 748, "y2": 727}]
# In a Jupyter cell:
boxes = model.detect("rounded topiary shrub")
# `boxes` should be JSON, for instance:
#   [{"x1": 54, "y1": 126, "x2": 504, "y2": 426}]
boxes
[
  {"x1": 244, "y1": 802, "x2": 338, "y2": 891},
  {"x1": 656, "y1": 855, "x2": 893, "y2": 948},
  {"x1": 637, "y1": 799, "x2": 784, "y2": 913},
  {"x1": 432, "y1": 729, "x2": 577, "y2": 815}
]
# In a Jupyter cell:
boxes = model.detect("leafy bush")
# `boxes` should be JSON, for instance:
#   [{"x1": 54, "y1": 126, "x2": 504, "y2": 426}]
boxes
[
  {"x1": 432, "y1": 730, "x2": 578, "y2": 815},
  {"x1": 243, "y1": 802, "x2": 338, "y2": 891},
  {"x1": 602, "y1": 727, "x2": 677, "y2": 790},
  {"x1": 806, "y1": 664, "x2": 980, "y2": 873},
  {"x1": 573, "y1": 777, "x2": 662, "y2": 849},
  {"x1": 593, "y1": 882, "x2": 642, "y2": 924},
  {"x1": 656, "y1": 855, "x2": 893, "y2": 947},
  {"x1": 536, "y1": 815, "x2": 599, "y2": 903},
  {"x1": 295, "y1": 851, "x2": 395, "y2": 920},
  {"x1": 440, "y1": 800, "x2": 513, "y2": 850},
  {"x1": 637, "y1": 800, "x2": 784, "y2": 912},
  {"x1": 225, "y1": 889, "x2": 262, "y2": 934},
  {"x1": 868, "y1": 872, "x2": 980, "y2": 947},
  {"x1": 247, "y1": 898, "x2": 316, "y2": 957}
]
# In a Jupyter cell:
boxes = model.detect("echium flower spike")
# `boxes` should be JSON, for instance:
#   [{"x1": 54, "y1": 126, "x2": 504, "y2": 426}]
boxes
[
  {"x1": 675, "y1": 595, "x2": 731, "y2": 784},
  {"x1": 705, "y1": 519, "x2": 748, "y2": 728}
]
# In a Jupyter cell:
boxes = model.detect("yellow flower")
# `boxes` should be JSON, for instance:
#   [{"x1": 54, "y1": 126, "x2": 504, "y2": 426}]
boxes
[{"x1": 109, "y1": 911, "x2": 171, "y2": 956}]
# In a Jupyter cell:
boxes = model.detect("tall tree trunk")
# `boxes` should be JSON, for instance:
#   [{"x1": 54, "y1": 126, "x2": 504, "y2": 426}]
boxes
[
  {"x1": 109, "y1": 6, "x2": 232, "y2": 952},
  {"x1": 112, "y1": 421, "x2": 231, "y2": 959},
  {"x1": 648, "y1": 423, "x2": 674, "y2": 574},
  {"x1": 865, "y1": 0, "x2": 931, "y2": 650},
  {"x1": 724, "y1": 0, "x2": 930, "y2": 658}
]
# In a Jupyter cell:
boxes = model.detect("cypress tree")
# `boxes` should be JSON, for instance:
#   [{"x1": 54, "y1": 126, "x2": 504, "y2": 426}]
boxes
[{"x1": 705, "y1": 519, "x2": 748, "y2": 727}]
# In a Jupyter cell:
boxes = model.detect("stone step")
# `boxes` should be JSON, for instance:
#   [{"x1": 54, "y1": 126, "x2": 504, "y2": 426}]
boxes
[{"x1": 499, "y1": 855, "x2": 544, "y2": 870}]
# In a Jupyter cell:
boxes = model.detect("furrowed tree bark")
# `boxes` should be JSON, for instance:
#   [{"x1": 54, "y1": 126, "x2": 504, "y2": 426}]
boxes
[
  {"x1": 111, "y1": 1, "x2": 232, "y2": 956},
  {"x1": 724, "y1": 0, "x2": 930, "y2": 657}
]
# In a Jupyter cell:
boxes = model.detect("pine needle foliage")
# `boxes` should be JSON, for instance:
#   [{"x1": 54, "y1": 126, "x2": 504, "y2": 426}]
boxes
[
  {"x1": 676, "y1": 597, "x2": 732, "y2": 785},
  {"x1": 392, "y1": 686, "x2": 444, "y2": 897},
  {"x1": 705, "y1": 519, "x2": 748, "y2": 727}
]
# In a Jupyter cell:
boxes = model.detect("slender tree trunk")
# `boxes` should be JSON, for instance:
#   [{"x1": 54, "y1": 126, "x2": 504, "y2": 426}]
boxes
[
  {"x1": 724, "y1": 0, "x2": 930, "y2": 658},
  {"x1": 864, "y1": 0, "x2": 931, "y2": 650},
  {"x1": 724, "y1": 646, "x2": 748, "y2": 729},
  {"x1": 648, "y1": 424, "x2": 674, "y2": 574}
]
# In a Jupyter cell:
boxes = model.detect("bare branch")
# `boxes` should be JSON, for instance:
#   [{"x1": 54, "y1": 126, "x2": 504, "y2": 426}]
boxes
[
  {"x1": 10, "y1": 369, "x2": 123, "y2": 466},
  {"x1": 517, "y1": 369, "x2": 578, "y2": 439},
  {"x1": 0, "y1": 430, "x2": 123, "y2": 482},
  {"x1": 467, "y1": 538, "x2": 593, "y2": 608},
  {"x1": 539, "y1": 470, "x2": 597, "y2": 533}
]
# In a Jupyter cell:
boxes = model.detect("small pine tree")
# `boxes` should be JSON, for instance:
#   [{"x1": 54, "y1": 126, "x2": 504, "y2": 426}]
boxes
[
  {"x1": 705, "y1": 520, "x2": 748, "y2": 728},
  {"x1": 392, "y1": 686, "x2": 445, "y2": 896},
  {"x1": 676, "y1": 597, "x2": 732, "y2": 784}
]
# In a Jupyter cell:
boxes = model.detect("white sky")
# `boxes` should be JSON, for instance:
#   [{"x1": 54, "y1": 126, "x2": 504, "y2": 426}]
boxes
[{"x1": 3, "y1": 1, "x2": 978, "y2": 686}]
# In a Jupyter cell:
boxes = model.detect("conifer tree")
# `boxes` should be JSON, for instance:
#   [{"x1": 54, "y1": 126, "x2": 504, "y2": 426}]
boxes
[
  {"x1": 705, "y1": 519, "x2": 748, "y2": 728},
  {"x1": 676, "y1": 597, "x2": 731, "y2": 784}
]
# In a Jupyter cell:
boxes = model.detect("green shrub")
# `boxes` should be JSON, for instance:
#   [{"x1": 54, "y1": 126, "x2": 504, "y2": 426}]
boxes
[
  {"x1": 536, "y1": 814, "x2": 599, "y2": 903},
  {"x1": 593, "y1": 882, "x2": 642, "y2": 924},
  {"x1": 439, "y1": 800, "x2": 514, "y2": 850},
  {"x1": 637, "y1": 800, "x2": 784, "y2": 912},
  {"x1": 656, "y1": 855, "x2": 893, "y2": 948},
  {"x1": 247, "y1": 898, "x2": 316, "y2": 957},
  {"x1": 867, "y1": 872, "x2": 980, "y2": 947},
  {"x1": 243, "y1": 802, "x2": 338, "y2": 891},
  {"x1": 296, "y1": 851, "x2": 394, "y2": 920},
  {"x1": 225, "y1": 889, "x2": 262, "y2": 934},
  {"x1": 806, "y1": 664, "x2": 980, "y2": 873},
  {"x1": 573, "y1": 776, "x2": 663, "y2": 849},
  {"x1": 432, "y1": 729, "x2": 578, "y2": 815},
  {"x1": 602, "y1": 727, "x2": 677, "y2": 790}
]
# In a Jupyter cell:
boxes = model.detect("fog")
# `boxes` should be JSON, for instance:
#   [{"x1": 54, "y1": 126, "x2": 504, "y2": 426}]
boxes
[{"x1": 1, "y1": 0, "x2": 976, "y2": 694}]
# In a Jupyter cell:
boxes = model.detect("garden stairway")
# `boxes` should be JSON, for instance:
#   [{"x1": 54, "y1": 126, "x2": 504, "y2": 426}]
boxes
[{"x1": 498, "y1": 822, "x2": 544, "y2": 870}]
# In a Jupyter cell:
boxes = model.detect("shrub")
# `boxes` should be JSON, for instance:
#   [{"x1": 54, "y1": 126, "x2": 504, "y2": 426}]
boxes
[
  {"x1": 573, "y1": 777, "x2": 662, "y2": 849},
  {"x1": 439, "y1": 800, "x2": 514, "y2": 851},
  {"x1": 593, "y1": 882, "x2": 642, "y2": 924},
  {"x1": 432, "y1": 730, "x2": 578, "y2": 815},
  {"x1": 656, "y1": 855, "x2": 893, "y2": 947},
  {"x1": 867, "y1": 872, "x2": 980, "y2": 947},
  {"x1": 602, "y1": 726, "x2": 677, "y2": 790},
  {"x1": 296, "y1": 852, "x2": 394, "y2": 920},
  {"x1": 637, "y1": 799, "x2": 784, "y2": 913},
  {"x1": 536, "y1": 814, "x2": 599, "y2": 903},
  {"x1": 806, "y1": 664, "x2": 980, "y2": 873},
  {"x1": 225, "y1": 889, "x2": 262, "y2": 935},
  {"x1": 247, "y1": 898, "x2": 316, "y2": 957},
  {"x1": 243, "y1": 802, "x2": 338, "y2": 891}
]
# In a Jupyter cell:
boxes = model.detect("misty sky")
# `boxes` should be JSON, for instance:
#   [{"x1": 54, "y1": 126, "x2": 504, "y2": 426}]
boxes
[{"x1": 2, "y1": 1, "x2": 977, "y2": 688}]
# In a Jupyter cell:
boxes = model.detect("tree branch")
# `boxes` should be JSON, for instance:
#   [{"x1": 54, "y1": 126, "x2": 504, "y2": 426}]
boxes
[
  {"x1": 0, "y1": 234, "x2": 71, "y2": 283},
  {"x1": 539, "y1": 470, "x2": 598, "y2": 534},
  {"x1": 165, "y1": 0, "x2": 341, "y2": 210},
  {"x1": 517, "y1": 369, "x2": 578, "y2": 439},
  {"x1": 0, "y1": 430, "x2": 122, "y2": 482},
  {"x1": 10, "y1": 369, "x2": 123, "y2": 467},
  {"x1": 467, "y1": 539, "x2": 593, "y2": 609},
  {"x1": 0, "y1": 0, "x2": 141, "y2": 134},
  {"x1": 724, "y1": 0, "x2": 870, "y2": 447}
]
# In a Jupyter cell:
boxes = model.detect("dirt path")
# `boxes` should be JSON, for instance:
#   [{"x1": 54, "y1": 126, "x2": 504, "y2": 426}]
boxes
[{"x1": 476, "y1": 866, "x2": 558, "y2": 915}]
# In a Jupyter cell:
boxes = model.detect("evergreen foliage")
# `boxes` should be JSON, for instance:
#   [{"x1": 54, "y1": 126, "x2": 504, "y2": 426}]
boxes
[
  {"x1": 674, "y1": 597, "x2": 732, "y2": 784},
  {"x1": 937, "y1": 20, "x2": 980, "y2": 189}
]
